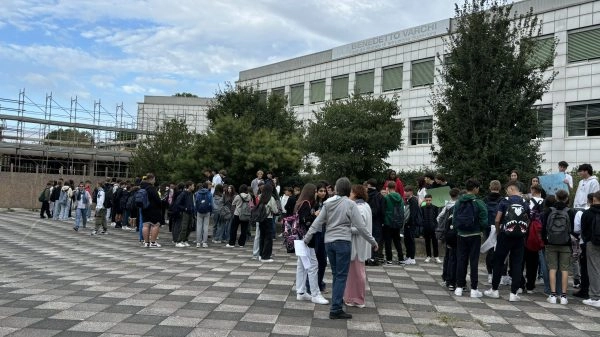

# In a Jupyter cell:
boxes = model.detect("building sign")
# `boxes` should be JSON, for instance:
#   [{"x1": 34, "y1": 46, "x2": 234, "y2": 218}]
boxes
[{"x1": 331, "y1": 19, "x2": 450, "y2": 60}]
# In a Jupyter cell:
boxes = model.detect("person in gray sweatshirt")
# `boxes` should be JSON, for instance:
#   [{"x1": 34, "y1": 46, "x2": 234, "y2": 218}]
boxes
[{"x1": 303, "y1": 177, "x2": 379, "y2": 320}]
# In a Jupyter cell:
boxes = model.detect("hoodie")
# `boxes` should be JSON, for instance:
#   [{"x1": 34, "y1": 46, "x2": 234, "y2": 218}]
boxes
[
  {"x1": 303, "y1": 195, "x2": 376, "y2": 246},
  {"x1": 383, "y1": 192, "x2": 404, "y2": 228},
  {"x1": 574, "y1": 176, "x2": 600, "y2": 209},
  {"x1": 581, "y1": 204, "x2": 600, "y2": 244},
  {"x1": 232, "y1": 192, "x2": 250, "y2": 216}
]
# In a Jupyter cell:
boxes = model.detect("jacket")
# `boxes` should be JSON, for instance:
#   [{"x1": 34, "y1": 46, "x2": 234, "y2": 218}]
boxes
[
  {"x1": 383, "y1": 192, "x2": 404, "y2": 228},
  {"x1": 579, "y1": 204, "x2": 600, "y2": 244},
  {"x1": 453, "y1": 194, "x2": 487, "y2": 236},
  {"x1": 405, "y1": 195, "x2": 422, "y2": 228},
  {"x1": 232, "y1": 193, "x2": 251, "y2": 216},
  {"x1": 367, "y1": 187, "x2": 385, "y2": 226},
  {"x1": 175, "y1": 190, "x2": 195, "y2": 215},
  {"x1": 351, "y1": 200, "x2": 373, "y2": 262}
]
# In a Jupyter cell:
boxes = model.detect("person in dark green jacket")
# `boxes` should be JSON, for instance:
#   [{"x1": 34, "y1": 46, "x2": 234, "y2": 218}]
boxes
[
  {"x1": 452, "y1": 178, "x2": 488, "y2": 298},
  {"x1": 383, "y1": 181, "x2": 405, "y2": 265}
]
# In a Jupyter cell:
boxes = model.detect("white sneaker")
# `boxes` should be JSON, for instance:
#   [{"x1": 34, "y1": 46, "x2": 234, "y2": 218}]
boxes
[
  {"x1": 516, "y1": 288, "x2": 523, "y2": 294},
  {"x1": 424, "y1": 257, "x2": 432, "y2": 263},
  {"x1": 408, "y1": 258, "x2": 416, "y2": 265},
  {"x1": 500, "y1": 275, "x2": 512, "y2": 286},
  {"x1": 547, "y1": 295, "x2": 557, "y2": 304},
  {"x1": 202, "y1": 243, "x2": 208, "y2": 248},
  {"x1": 470, "y1": 289, "x2": 483, "y2": 298},
  {"x1": 484, "y1": 289, "x2": 499, "y2": 298},
  {"x1": 262, "y1": 259, "x2": 274, "y2": 263},
  {"x1": 526, "y1": 289, "x2": 535, "y2": 294},
  {"x1": 311, "y1": 294, "x2": 329, "y2": 305},
  {"x1": 296, "y1": 293, "x2": 312, "y2": 301},
  {"x1": 196, "y1": 243, "x2": 201, "y2": 248},
  {"x1": 583, "y1": 299, "x2": 600, "y2": 307},
  {"x1": 225, "y1": 244, "x2": 235, "y2": 247},
  {"x1": 435, "y1": 257, "x2": 443, "y2": 264},
  {"x1": 509, "y1": 293, "x2": 521, "y2": 302},
  {"x1": 175, "y1": 242, "x2": 186, "y2": 247},
  {"x1": 149, "y1": 242, "x2": 161, "y2": 248},
  {"x1": 184, "y1": 242, "x2": 190, "y2": 247},
  {"x1": 212, "y1": 240, "x2": 220, "y2": 244},
  {"x1": 487, "y1": 274, "x2": 493, "y2": 285},
  {"x1": 560, "y1": 296, "x2": 568, "y2": 305},
  {"x1": 454, "y1": 287, "x2": 463, "y2": 296}
]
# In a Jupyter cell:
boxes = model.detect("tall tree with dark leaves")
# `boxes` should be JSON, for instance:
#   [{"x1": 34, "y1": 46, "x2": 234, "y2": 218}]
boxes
[{"x1": 430, "y1": 0, "x2": 557, "y2": 187}]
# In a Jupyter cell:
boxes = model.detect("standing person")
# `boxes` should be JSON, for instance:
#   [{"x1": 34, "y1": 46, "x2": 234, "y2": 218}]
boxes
[
  {"x1": 382, "y1": 181, "x2": 404, "y2": 265},
  {"x1": 39, "y1": 182, "x2": 52, "y2": 219},
  {"x1": 508, "y1": 170, "x2": 526, "y2": 194},
  {"x1": 483, "y1": 180, "x2": 503, "y2": 284},
  {"x1": 294, "y1": 184, "x2": 329, "y2": 305},
  {"x1": 212, "y1": 184, "x2": 228, "y2": 244},
  {"x1": 258, "y1": 183, "x2": 278, "y2": 262},
  {"x1": 417, "y1": 177, "x2": 428, "y2": 206},
  {"x1": 542, "y1": 189, "x2": 575, "y2": 304},
  {"x1": 227, "y1": 184, "x2": 252, "y2": 248},
  {"x1": 558, "y1": 161, "x2": 574, "y2": 193},
  {"x1": 92, "y1": 182, "x2": 108, "y2": 235},
  {"x1": 485, "y1": 182, "x2": 530, "y2": 301},
  {"x1": 384, "y1": 170, "x2": 405, "y2": 198},
  {"x1": 84, "y1": 180, "x2": 93, "y2": 221},
  {"x1": 310, "y1": 182, "x2": 329, "y2": 294},
  {"x1": 421, "y1": 194, "x2": 441, "y2": 263},
  {"x1": 51, "y1": 178, "x2": 63, "y2": 219},
  {"x1": 529, "y1": 176, "x2": 547, "y2": 199},
  {"x1": 195, "y1": 182, "x2": 213, "y2": 248},
  {"x1": 574, "y1": 193, "x2": 594, "y2": 300},
  {"x1": 303, "y1": 177, "x2": 378, "y2": 320},
  {"x1": 344, "y1": 184, "x2": 372, "y2": 308},
  {"x1": 453, "y1": 179, "x2": 487, "y2": 297},
  {"x1": 211, "y1": 169, "x2": 226, "y2": 195},
  {"x1": 366, "y1": 179, "x2": 385, "y2": 265},
  {"x1": 574, "y1": 164, "x2": 600, "y2": 211},
  {"x1": 522, "y1": 185, "x2": 544, "y2": 293},
  {"x1": 58, "y1": 183, "x2": 71, "y2": 221},
  {"x1": 437, "y1": 188, "x2": 459, "y2": 290},
  {"x1": 401, "y1": 186, "x2": 422, "y2": 265},
  {"x1": 141, "y1": 174, "x2": 163, "y2": 248},
  {"x1": 251, "y1": 170, "x2": 264, "y2": 196},
  {"x1": 174, "y1": 181, "x2": 195, "y2": 247},
  {"x1": 166, "y1": 182, "x2": 176, "y2": 232},
  {"x1": 73, "y1": 182, "x2": 91, "y2": 231},
  {"x1": 581, "y1": 191, "x2": 600, "y2": 307}
]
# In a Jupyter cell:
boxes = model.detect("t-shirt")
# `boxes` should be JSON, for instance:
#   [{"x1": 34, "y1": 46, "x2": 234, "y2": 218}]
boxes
[{"x1": 497, "y1": 195, "x2": 530, "y2": 224}]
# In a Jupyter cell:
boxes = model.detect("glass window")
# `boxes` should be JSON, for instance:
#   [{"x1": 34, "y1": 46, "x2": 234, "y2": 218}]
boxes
[
  {"x1": 412, "y1": 58, "x2": 435, "y2": 87},
  {"x1": 332, "y1": 76, "x2": 349, "y2": 100},
  {"x1": 290, "y1": 84, "x2": 304, "y2": 106},
  {"x1": 271, "y1": 87, "x2": 285, "y2": 98},
  {"x1": 410, "y1": 118, "x2": 433, "y2": 145},
  {"x1": 310, "y1": 80, "x2": 325, "y2": 103},
  {"x1": 568, "y1": 27, "x2": 600, "y2": 63},
  {"x1": 355, "y1": 70, "x2": 374, "y2": 94},
  {"x1": 528, "y1": 36, "x2": 554, "y2": 68},
  {"x1": 567, "y1": 103, "x2": 600, "y2": 137},
  {"x1": 382, "y1": 65, "x2": 403, "y2": 92},
  {"x1": 536, "y1": 106, "x2": 553, "y2": 138}
]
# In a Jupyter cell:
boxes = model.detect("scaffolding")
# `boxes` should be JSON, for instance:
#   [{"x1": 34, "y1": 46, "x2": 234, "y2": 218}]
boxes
[{"x1": 0, "y1": 89, "x2": 152, "y2": 177}]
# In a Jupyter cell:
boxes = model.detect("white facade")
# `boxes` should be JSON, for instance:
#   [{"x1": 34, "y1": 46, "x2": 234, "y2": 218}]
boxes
[
  {"x1": 237, "y1": 0, "x2": 600, "y2": 174},
  {"x1": 137, "y1": 96, "x2": 214, "y2": 135}
]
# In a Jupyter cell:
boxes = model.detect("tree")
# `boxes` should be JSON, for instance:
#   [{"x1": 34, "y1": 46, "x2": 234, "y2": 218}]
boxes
[
  {"x1": 430, "y1": 0, "x2": 557, "y2": 187},
  {"x1": 305, "y1": 94, "x2": 404, "y2": 182},
  {"x1": 130, "y1": 119, "x2": 195, "y2": 182},
  {"x1": 44, "y1": 128, "x2": 93, "y2": 147},
  {"x1": 173, "y1": 92, "x2": 198, "y2": 97}
]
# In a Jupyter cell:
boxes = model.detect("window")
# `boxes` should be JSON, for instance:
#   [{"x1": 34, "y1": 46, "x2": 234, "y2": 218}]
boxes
[
  {"x1": 567, "y1": 102, "x2": 600, "y2": 137},
  {"x1": 410, "y1": 118, "x2": 433, "y2": 145},
  {"x1": 355, "y1": 70, "x2": 374, "y2": 94},
  {"x1": 258, "y1": 90, "x2": 267, "y2": 104},
  {"x1": 290, "y1": 84, "x2": 304, "y2": 106},
  {"x1": 382, "y1": 65, "x2": 403, "y2": 92},
  {"x1": 411, "y1": 58, "x2": 435, "y2": 87},
  {"x1": 271, "y1": 87, "x2": 285, "y2": 98},
  {"x1": 310, "y1": 80, "x2": 325, "y2": 103},
  {"x1": 444, "y1": 54, "x2": 454, "y2": 66},
  {"x1": 331, "y1": 75, "x2": 349, "y2": 100},
  {"x1": 536, "y1": 106, "x2": 553, "y2": 138},
  {"x1": 528, "y1": 37, "x2": 554, "y2": 68},
  {"x1": 568, "y1": 27, "x2": 600, "y2": 63}
]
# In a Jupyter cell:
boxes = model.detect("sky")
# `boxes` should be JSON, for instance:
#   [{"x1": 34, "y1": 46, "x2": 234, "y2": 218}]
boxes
[{"x1": 0, "y1": 0, "x2": 461, "y2": 122}]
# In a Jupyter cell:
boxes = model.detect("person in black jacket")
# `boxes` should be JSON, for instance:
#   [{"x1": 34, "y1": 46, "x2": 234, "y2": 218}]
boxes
[
  {"x1": 174, "y1": 181, "x2": 195, "y2": 247},
  {"x1": 402, "y1": 186, "x2": 422, "y2": 265},
  {"x1": 421, "y1": 194, "x2": 440, "y2": 263},
  {"x1": 366, "y1": 179, "x2": 385, "y2": 265},
  {"x1": 581, "y1": 192, "x2": 600, "y2": 307},
  {"x1": 141, "y1": 174, "x2": 164, "y2": 248}
]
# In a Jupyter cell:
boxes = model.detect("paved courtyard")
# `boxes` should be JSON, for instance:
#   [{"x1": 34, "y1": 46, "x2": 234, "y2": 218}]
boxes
[{"x1": 1, "y1": 210, "x2": 600, "y2": 337}]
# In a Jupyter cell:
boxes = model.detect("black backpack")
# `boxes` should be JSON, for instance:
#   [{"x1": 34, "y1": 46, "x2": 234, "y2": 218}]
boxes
[
  {"x1": 250, "y1": 202, "x2": 268, "y2": 223},
  {"x1": 103, "y1": 185, "x2": 114, "y2": 209},
  {"x1": 454, "y1": 199, "x2": 478, "y2": 232},
  {"x1": 436, "y1": 206, "x2": 452, "y2": 241},
  {"x1": 485, "y1": 199, "x2": 499, "y2": 226},
  {"x1": 546, "y1": 207, "x2": 571, "y2": 245},
  {"x1": 501, "y1": 197, "x2": 529, "y2": 237},
  {"x1": 388, "y1": 201, "x2": 405, "y2": 229},
  {"x1": 444, "y1": 206, "x2": 457, "y2": 247}
]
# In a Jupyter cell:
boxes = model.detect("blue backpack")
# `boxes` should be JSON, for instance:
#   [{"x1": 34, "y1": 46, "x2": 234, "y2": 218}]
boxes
[
  {"x1": 135, "y1": 188, "x2": 150, "y2": 209},
  {"x1": 453, "y1": 199, "x2": 479, "y2": 232},
  {"x1": 195, "y1": 190, "x2": 211, "y2": 214}
]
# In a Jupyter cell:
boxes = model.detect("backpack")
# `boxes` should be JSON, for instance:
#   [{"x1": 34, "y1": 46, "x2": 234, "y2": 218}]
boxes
[
  {"x1": 501, "y1": 198, "x2": 529, "y2": 237},
  {"x1": 444, "y1": 206, "x2": 457, "y2": 247},
  {"x1": 38, "y1": 189, "x2": 47, "y2": 202},
  {"x1": 195, "y1": 190, "x2": 211, "y2": 214},
  {"x1": 250, "y1": 202, "x2": 268, "y2": 223},
  {"x1": 525, "y1": 217, "x2": 544, "y2": 251},
  {"x1": 388, "y1": 201, "x2": 405, "y2": 229},
  {"x1": 485, "y1": 199, "x2": 499, "y2": 226},
  {"x1": 546, "y1": 207, "x2": 571, "y2": 245},
  {"x1": 239, "y1": 198, "x2": 251, "y2": 222},
  {"x1": 126, "y1": 192, "x2": 136, "y2": 212},
  {"x1": 134, "y1": 188, "x2": 150, "y2": 209},
  {"x1": 119, "y1": 190, "x2": 130, "y2": 211},
  {"x1": 281, "y1": 200, "x2": 310, "y2": 253},
  {"x1": 436, "y1": 206, "x2": 452, "y2": 241},
  {"x1": 219, "y1": 202, "x2": 232, "y2": 220},
  {"x1": 454, "y1": 199, "x2": 478, "y2": 232},
  {"x1": 592, "y1": 212, "x2": 600, "y2": 246},
  {"x1": 103, "y1": 185, "x2": 113, "y2": 209}
]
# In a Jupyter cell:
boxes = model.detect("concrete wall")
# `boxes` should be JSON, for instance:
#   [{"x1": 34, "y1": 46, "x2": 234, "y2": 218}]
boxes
[{"x1": 0, "y1": 172, "x2": 111, "y2": 209}]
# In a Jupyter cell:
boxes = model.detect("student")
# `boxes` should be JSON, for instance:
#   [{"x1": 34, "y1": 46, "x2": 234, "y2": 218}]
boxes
[
  {"x1": 401, "y1": 186, "x2": 422, "y2": 265},
  {"x1": 558, "y1": 161, "x2": 574, "y2": 192},
  {"x1": 483, "y1": 180, "x2": 503, "y2": 284},
  {"x1": 574, "y1": 193, "x2": 594, "y2": 299},
  {"x1": 521, "y1": 185, "x2": 544, "y2": 293},
  {"x1": 453, "y1": 180, "x2": 487, "y2": 297},
  {"x1": 574, "y1": 164, "x2": 600, "y2": 211},
  {"x1": 581, "y1": 191, "x2": 600, "y2": 307},
  {"x1": 383, "y1": 170, "x2": 405, "y2": 198},
  {"x1": 366, "y1": 178, "x2": 385, "y2": 265},
  {"x1": 383, "y1": 181, "x2": 405, "y2": 265},
  {"x1": 174, "y1": 181, "x2": 195, "y2": 247},
  {"x1": 542, "y1": 189, "x2": 575, "y2": 304},
  {"x1": 421, "y1": 194, "x2": 441, "y2": 263},
  {"x1": 437, "y1": 188, "x2": 460, "y2": 290}
]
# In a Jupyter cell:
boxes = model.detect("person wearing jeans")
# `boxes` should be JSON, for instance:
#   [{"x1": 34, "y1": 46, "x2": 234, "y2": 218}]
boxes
[
  {"x1": 73, "y1": 183, "x2": 91, "y2": 231},
  {"x1": 303, "y1": 177, "x2": 378, "y2": 320}
]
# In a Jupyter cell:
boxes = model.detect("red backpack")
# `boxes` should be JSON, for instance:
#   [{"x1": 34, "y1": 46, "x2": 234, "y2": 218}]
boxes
[{"x1": 525, "y1": 199, "x2": 544, "y2": 251}]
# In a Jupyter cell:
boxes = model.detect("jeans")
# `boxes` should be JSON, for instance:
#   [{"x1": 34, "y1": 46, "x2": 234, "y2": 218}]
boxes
[
  {"x1": 296, "y1": 247, "x2": 320, "y2": 296},
  {"x1": 521, "y1": 248, "x2": 539, "y2": 291},
  {"x1": 326, "y1": 240, "x2": 352, "y2": 314},
  {"x1": 75, "y1": 208, "x2": 87, "y2": 229},
  {"x1": 371, "y1": 222, "x2": 384, "y2": 260},
  {"x1": 171, "y1": 215, "x2": 181, "y2": 242},
  {"x1": 456, "y1": 235, "x2": 481, "y2": 289},
  {"x1": 196, "y1": 213, "x2": 210, "y2": 244},
  {"x1": 53, "y1": 201, "x2": 61, "y2": 220},
  {"x1": 214, "y1": 213, "x2": 230, "y2": 242},
  {"x1": 404, "y1": 225, "x2": 415, "y2": 259},
  {"x1": 229, "y1": 215, "x2": 249, "y2": 246},
  {"x1": 383, "y1": 226, "x2": 403, "y2": 262},
  {"x1": 492, "y1": 233, "x2": 524, "y2": 294},
  {"x1": 258, "y1": 218, "x2": 273, "y2": 259}
]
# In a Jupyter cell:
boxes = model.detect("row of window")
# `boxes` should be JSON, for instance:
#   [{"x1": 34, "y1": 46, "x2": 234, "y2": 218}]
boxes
[{"x1": 408, "y1": 102, "x2": 600, "y2": 146}]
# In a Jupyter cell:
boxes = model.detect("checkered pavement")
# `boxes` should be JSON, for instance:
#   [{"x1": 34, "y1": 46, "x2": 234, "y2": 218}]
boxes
[{"x1": 0, "y1": 210, "x2": 599, "y2": 337}]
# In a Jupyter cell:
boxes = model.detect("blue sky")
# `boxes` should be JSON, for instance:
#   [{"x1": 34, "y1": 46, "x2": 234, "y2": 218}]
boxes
[{"x1": 0, "y1": 0, "x2": 462, "y2": 123}]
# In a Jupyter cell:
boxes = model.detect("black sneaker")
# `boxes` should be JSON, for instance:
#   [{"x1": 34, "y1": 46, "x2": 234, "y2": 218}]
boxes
[
  {"x1": 573, "y1": 290, "x2": 589, "y2": 298},
  {"x1": 73, "y1": 227, "x2": 78, "y2": 232},
  {"x1": 385, "y1": 260, "x2": 393, "y2": 265},
  {"x1": 574, "y1": 279, "x2": 581, "y2": 289},
  {"x1": 329, "y1": 311, "x2": 352, "y2": 319},
  {"x1": 448, "y1": 285, "x2": 456, "y2": 291}
]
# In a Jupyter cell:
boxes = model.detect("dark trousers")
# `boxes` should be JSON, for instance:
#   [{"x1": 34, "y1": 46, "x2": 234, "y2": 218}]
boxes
[
  {"x1": 521, "y1": 248, "x2": 539, "y2": 291},
  {"x1": 492, "y1": 233, "x2": 525, "y2": 294},
  {"x1": 383, "y1": 226, "x2": 403, "y2": 262},
  {"x1": 371, "y1": 222, "x2": 384, "y2": 260},
  {"x1": 229, "y1": 215, "x2": 249, "y2": 247},
  {"x1": 580, "y1": 243, "x2": 589, "y2": 294},
  {"x1": 171, "y1": 215, "x2": 181, "y2": 242},
  {"x1": 456, "y1": 235, "x2": 481, "y2": 289},
  {"x1": 258, "y1": 218, "x2": 273, "y2": 259},
  {"x1": 177, "y1": 212, "x2": 192, "y2": 242},
  {"x1": 404, "y1": 225, "x2": 416, "y2": 259},
  {"x1": 423, "y1": 228, "x2": 439, "y2": 257},
  {"x1": 40, "y1": 201, "x2": 51, "y2": 218},
  {"x1": 443, "y1": 245, "x2": 457, "y2": 286},
  {"x1": 308, "y1": 231, "x2": 327, "y2": 294}
]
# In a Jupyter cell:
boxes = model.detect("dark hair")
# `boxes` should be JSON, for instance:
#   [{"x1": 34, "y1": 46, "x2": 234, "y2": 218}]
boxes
[
  {"x1": 465, "y1": 178, "x2": 480, "y2": 191},
  {"x1": 335, "y1": 177, "x2": 352, "y2": 197},
  {"x1": 578, "y1": 164, "x2": 594, "y2": 176},
  {"x1": 260, "y1": 183, "x2": 273, "y2": 204},
  {"x1": 530, "y1": 185, "x2": 542, "y2": 194},
  {"x1": 555, "y1": 189, "x2": 569, "y2": 203},
  {"x1": 544, "y1": 195, "x2": 556, "y2": 210},
  {"x1": 185, "y1": 181, "x2": 194, "y2": 188},
  {"x1": 351, "y1": 184, "x2": 368, "y2": 201},
  {"x1": 214, "y1": 184, "x2": 224, "y2": 196},
  {"x1": 417, "y1": 177, "x2": 426, "y2": 189},
  {"x1": 510, "y1": 169, "x2": 519, "y2": 177},
  {"x1": 404, "y1": 185, "x2": 414, "y2": 192},
  {"x1": 558, "y1": 161, "x2": 569, "y2": 168},
  {"x1": 424, "y1": 194, "x2": 432, "y2": 199},
  {"x1": 387, "y1": 181, "x2": 396, "y2": 189},
  {"x1": 202, "y1": 182, "x2": 208, "y2": 189},
  {"x1": 239, "y1": 184, "x2": 248, "y2": 193},
  {"x1": 295, "y1": 183, "x2": 316, "y2": 213},
  {"x1": 449, "y1": 188, "x2": 460, "y2": 198},
  {"x1": 505, "y1": 181, "x2": 519, "y2": 190},
  {"x1": 146, "y1": 173, "x2": 155, "y2": 180},
  {"x1": 593, "y1": 191, "x2": 600, "y2": 202},
  {"x1": 367, "y1": 178, "x2": 378, "y2": 188}
]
